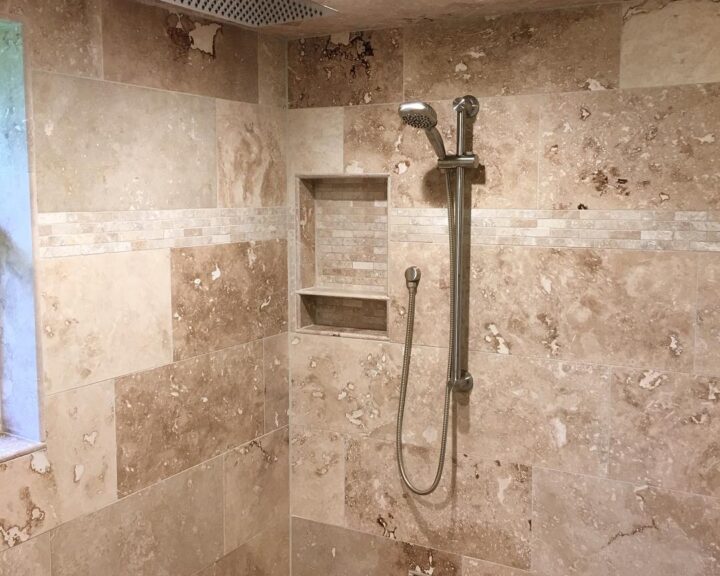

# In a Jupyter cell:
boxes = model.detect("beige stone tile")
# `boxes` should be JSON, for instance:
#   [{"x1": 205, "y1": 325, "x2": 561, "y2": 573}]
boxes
[
  {"x1": 1, "y1": 0, "x2": 101, "y2": 77},
  {"x1": 290, "y1": 427, "x2": 345, "y2": 524},
  {"x1": 38, "y1": 250, "x2": 172, "y2": 394},
  {"x1": 264, "y1": 333, "x2": 289, "y2": 432},
  {"x1": 171, "y1": 240, "x2": 287, "y2": 360},
  {"x1": 696, "y1": 253, "x2": 720, "y2": 375},
  {"x1": 259, "y1": 34, "x2": 287, "y2": 108},
  {"x1": 344, "y1": 96, "x2": 539, "y2": 209},
  {"x1": 404, "y1": 5, "x2": 621, "y2": 101},
  {"x1": 44, "y1": 381, "x2": 117, "y2": 521},
  {"x1": 288, "y1": 30, "x2": 403, "y2": 108},
  {"x1": 217, "y1": 101, "x2": 285, "y2": 208},
  {"x1": 292, "y1": 518, "x2": 463, "y2": 576},
  {"x1": 467, "y1": 245, "x2": 697, "y2": 372},
  {"x1": 533, "y1": 468, "x2": 720, "y2": 576},
  {"x1": 50, "y1": 459, "x2": 223, "y2": 576},
  {"x1": 102, "y1": 0, "x2": 258, "y2": 102},
  {"x1": 345, "y1": 437, "x2": 532, "y2": 568},
  {"x1": 116, "y1": 341, "x2": 263, "y2": 496},
  {"x1": 621, "y1": 0, "x2": 720, "y2": 88},
  {"x1": 463, "y1": 352, "x2": 611, "y2": 476},
  {"x1": 463, "y1": 556, "x2": 538, "y2": 576},
  {"x1": 287, "y1": 107, "x2": 344, "y2": 177},
  {"x1": 0, "y1": 533, "x2": 50, "y2": 576},
  {"x1": 539, "y1": 84, "x2": 720, "y2": 211},
  {"x1": 223, "y1": 428, "x2": 289, "y2": 552},
  {"x1": 196, "y1": 520, "x2": 289, "y2": 576},
  {"x1": 0, "y1": 451, "x2": 59, "y2": 551},
  {"x1": 32, "y1": 72, "x2": 217, "y2": 213},
  {"x1": 609, "y1": 369, "x2": 720, "y2": 497}
]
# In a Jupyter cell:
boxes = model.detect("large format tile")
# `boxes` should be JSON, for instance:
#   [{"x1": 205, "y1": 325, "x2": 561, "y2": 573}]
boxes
[
  {"x1": 286, "y1": 107, "x2": 344, "y2": 177},
  {"x1": 539, "y1": 84, "x2": 720, "y2": 210},
  {"x1": 292, "y1": 518, "x2": 462, "y2": 576},
  {"x1": 50, "y1": 459, "x2": 223, "y2": 576},
  {"x1": 609, "y1": 369, "x2": 720, "y2": 497},
  {"x1": 39, "y1": 250, "x2": 172, "y2": 394},
  {"x1": 259, "y1": 34, "x2": 287, "y2": 108},
  {"x1": 0, "y1": 534, "x2": 50, "y2": 576},
  {"x1": 404, "y1": 5, "x2": 620, "y2": 101},
  {"x1": 116, "y1": 341, "x2": 263, "y2": 496},
  {"x1": 171, "y1": 240, "x2": 287, "y2": 360},
  {"x1": 288, "y1": 30, "x2": 403, "y2": 108},
  {"x1": 345, "y1": 437, "x2": 532, "y2": 569},
  {"x1": 32, "y1": 72, "x2": 217, "y2": 213},
  {"x1": 533, "y1": 468, "x2": 720, "y2": 576},
  {"x1": 1, "y1": 0, "x2": 101, "y2": 77},
  {"x1": 102, "y1": 0, "x2": 258, "y2": 102},
  {"x1": 467, "y1": 246, "x2": 697, "y2": 372},
  {"x1": 223, "y1": 428, "x2": 289, "y2": 553},
  {"x1": 621, "y1": 0, "x2": 720, "y2": 88},
  {"x1": 696, "y1": 253, "x2": 720, "y2": 375},
  {"x1": 463, "y1": 352, "x2": 611, "y2": 476},
  {"x1": 217, "y1": 101, "x2": 285, "y2": 208},
  {"x1": 463, "y1": 556, "x2": 539, "y2": 576},
  {"x1": 264, "y1": 333, "x2": 289, "y2": 432}
]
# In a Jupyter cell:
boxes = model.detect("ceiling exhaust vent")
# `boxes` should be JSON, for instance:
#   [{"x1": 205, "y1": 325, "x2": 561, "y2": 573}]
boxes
[{"x1": 158, "y1": 0, "x2": 331, "y2": 27}]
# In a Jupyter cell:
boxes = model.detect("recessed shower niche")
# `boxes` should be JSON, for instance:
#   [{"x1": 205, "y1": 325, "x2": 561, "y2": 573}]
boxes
[{"x1": 295, "y1": 174, "x2": 389, "y2": 339}]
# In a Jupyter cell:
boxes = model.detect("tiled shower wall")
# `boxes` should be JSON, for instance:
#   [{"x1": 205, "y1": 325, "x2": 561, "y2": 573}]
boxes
[
  {"x1": 0, "y1": 1, "x2": 289, "y2": 574},
  {"x1": 286, "y1": 3, "x2": 720, "y2": 576}
]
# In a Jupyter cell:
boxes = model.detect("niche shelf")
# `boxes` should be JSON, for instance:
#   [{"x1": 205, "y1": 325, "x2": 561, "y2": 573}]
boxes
[{"x1": 295, "y1": 174, "x2": 389, "y2": 340}]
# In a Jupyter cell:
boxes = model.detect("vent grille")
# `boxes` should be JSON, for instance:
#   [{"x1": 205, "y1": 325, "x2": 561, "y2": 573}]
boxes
[{"x1": 158, "y1": 0, "x2": 330, "y2": 27}]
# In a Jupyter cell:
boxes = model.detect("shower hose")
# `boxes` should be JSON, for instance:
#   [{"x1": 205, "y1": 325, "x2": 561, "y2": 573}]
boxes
[{"x1": 396, "y1": 172, "x2": 456, "y2": 495}]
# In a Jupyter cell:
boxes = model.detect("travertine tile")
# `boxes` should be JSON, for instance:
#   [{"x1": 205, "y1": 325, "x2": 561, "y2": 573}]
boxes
[
  {"x1": 463, "y1": 556, "x2": 538, "y2": 576},
  {"x1": 345, "y1": 437, "x2": 532, "y2": 568},
  {"x1": 0, "y1": 534, "x2": 50, "y2": 576},
  {"x1": 1, "y1": 0, "x2": 101, "y2": 77},
  {"x1": 292, "y1": 518, "x2": 462, "y2": 576},
  {"x1": 404, "y1": 5, "x2": 620, "y2": 101},
  {"x1": 264, "y1": 333, "x2": 289, "y2": 432},
  {"x1": 50, "y1": 459, "x2": 223, "y2": 576},
  {"x1": 290, "y1": 427, "x2": 345, "y2": 524},
  {"x1": 696, "y1": 253, "x2": 720, "y2": 375},
  {"x1": 116, "y1": 341, "x2": 263, "y2": 496},
  {"x1": 39, "y1": 250, "x2": 172, "y2": 394},
  {"x1": 32, "y1": 72, "x2": 217, "y2": 213},
  {"x1": 287, "y1": 107, "x2": 344, "y2": 177},
  {"x1": 621, "y1": 0, "x2": 720, "y2": 88},
  {"x1": 533, "y1": 468, "x2": 720, "y2": 576},
  {"x1": 288, "y1": 30, "x2": 403, "y2": 108},
  {"x1": 259, "y1": 34, "x2": 287, "y2": 108},
  {"x1": 344, "y1": 96, "x2": 538, "y2": 209},
  {"x1": 224, "y1": 428, "x2": 289, "y2": 552},
  {"x1": 539, "y1": 84, "x2": 720, "y2": 211},
  {"x1": 171, "y1": 240, "x2": 287, "y2": 360},
  {"x1": 197, "y1": 520, "x2": 289, "y2": 576},
  {"x1": 467, "y1": 246, "x2": 697, "y2": 372},
  {"x1": 44, "y1": 381, "x2": 117, "y2": 521},
  {"x1": 102, "y1": 0, "x2": 258, "y2": 102},
  {"x1": 217, "y1": 101, "x2": 286, "y2": 208},
  {"x1": 463, "y1": 352, "x2": 611, "y2": 476},
  {"x1": 609, "y1": 369, "x2": 720, "y2": 497}
]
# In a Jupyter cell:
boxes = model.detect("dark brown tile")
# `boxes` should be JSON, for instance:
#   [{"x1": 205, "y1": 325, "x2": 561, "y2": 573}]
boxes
[
  {"x1": 102, "y1": 0, "x2": 258, "y2": 102},
  {"x1": 116, "y1": 341, "x2": 264, "y2": 496},
  {"x1": 404, "y1": 5, "x2": 621, "y2": 101},
  {"x1": 171, "y1": 239, "x2": 288, "y2": 360},
  {"x1": 292, "y1": 518, "x2": 462, "y2": 576},
  {"x1": 288, "y1": 30, "x2": 403, "y2": 108}
]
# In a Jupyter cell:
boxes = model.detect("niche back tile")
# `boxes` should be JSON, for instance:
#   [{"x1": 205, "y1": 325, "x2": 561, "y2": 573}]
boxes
[
  {"x1": 288, "y1": 30, "x2": 403, "y2": 108},
  {"x1": 404, "y1": 5, "x2": 621, "y2": 101},
  {"x1": 101, "y1": 0, "x2": 258, "y2": 102}
]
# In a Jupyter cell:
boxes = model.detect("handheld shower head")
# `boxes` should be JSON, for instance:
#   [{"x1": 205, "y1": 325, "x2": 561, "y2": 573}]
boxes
[{"x1": 399, "y1": 101, "x2": 446, "y2": 160}]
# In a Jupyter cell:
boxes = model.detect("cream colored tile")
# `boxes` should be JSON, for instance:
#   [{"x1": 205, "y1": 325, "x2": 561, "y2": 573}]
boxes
[
  {"x1": 696, "y1": 253, "x2": 720, "y2": 375},
  {"x1": 38, "y1": 250, "x2": 172, "y2": 394},
  {"x1": 0, "y1": 533, "x2": 50, "y2": 576},
  {"x1": 287, "y1": 107, "x2": 344, "y2": 178}
]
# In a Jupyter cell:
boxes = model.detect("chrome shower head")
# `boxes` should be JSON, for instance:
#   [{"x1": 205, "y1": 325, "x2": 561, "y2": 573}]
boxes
[{"x1": 399, "y1": 101, "x2": 446, "y2": 159}]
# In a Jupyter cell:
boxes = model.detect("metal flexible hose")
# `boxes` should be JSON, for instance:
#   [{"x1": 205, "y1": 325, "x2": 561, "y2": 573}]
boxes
[{"x1": 396, "y1": 171, "x2": 457, "y2": 495}]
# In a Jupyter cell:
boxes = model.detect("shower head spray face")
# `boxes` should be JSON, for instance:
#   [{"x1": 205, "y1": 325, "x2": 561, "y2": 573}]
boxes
[{"x1": 398, "y1": 101, "x2": 447, "y2": 159}]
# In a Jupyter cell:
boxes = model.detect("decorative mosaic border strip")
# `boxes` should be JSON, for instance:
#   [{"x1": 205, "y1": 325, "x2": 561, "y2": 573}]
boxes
[
  {"x1": 391, "y1": 208, "x2": 720, "y2": 252},
  {"x1": 37, "y1": 207, "x2": 288, "y2": 258}
]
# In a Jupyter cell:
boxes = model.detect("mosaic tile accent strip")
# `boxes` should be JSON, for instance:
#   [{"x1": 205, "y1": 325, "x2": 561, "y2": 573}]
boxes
[
  {"x1": 391, "y1": 208, "x2": 720, "y2": 252},
  {"x1": 37, "y1": 207, "x2": 287, "y2": 258}
]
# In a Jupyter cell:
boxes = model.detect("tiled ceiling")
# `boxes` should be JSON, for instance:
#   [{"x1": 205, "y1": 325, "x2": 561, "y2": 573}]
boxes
[{"x1": 263, "y1": 0, "x2": 621, "y2": 36}]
